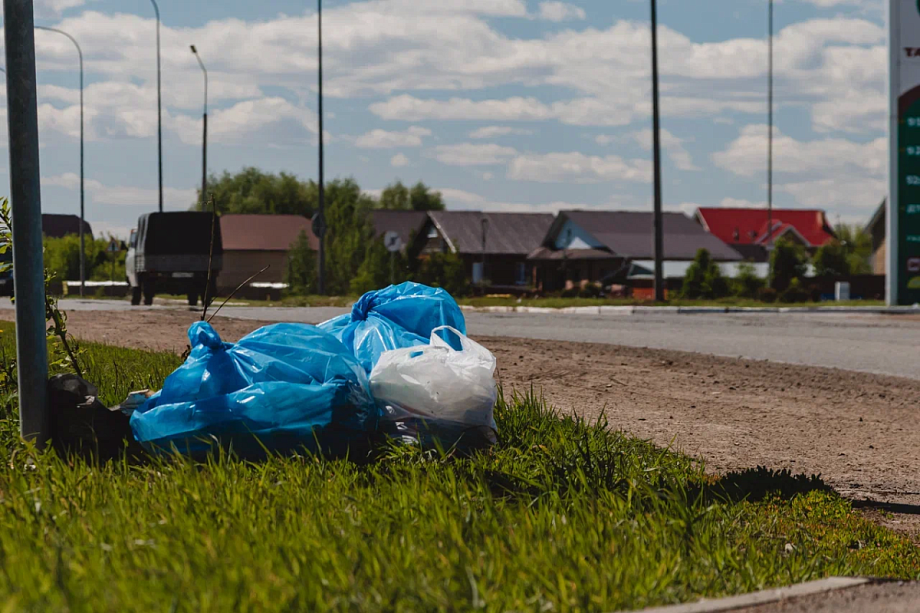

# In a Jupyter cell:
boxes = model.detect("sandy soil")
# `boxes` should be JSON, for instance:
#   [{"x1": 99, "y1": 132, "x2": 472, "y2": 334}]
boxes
[{"x1": 6, "y1": 309, "x2": 919, "y2": 534}]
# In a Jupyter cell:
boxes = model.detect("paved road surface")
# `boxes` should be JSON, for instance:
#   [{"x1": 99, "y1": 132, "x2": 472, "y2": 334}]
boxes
[{"x1": 5, "y1": 300, "x2": 918, "y2": 379}]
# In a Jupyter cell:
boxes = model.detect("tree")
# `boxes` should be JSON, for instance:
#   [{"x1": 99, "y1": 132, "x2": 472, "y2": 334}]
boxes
[
  {"x1": 813, "y1": 240, "x2": 850, "y2": 278},
  {"x1": 322, "y1": 179, "x2": 378, "y2": 295},
  {"x1": 769, "y1": 238, "x2": 809, "y2": 292},
  {"x1": 416, "y1": 253, "x2": 468, "y2": 297},
  {"x1": 379, "y1": 181, "x2": 445, "y2": 211},
  {"x1": 680, "y1": 249, "x2": 729, "y2": 299},
  {"x1": 350, "y1": 239, "x2": 412, "y2": 295},
  {"x1": 194, "y1": 167, "x2": 314, "y2": 217},
  {"x1": 834, "y1": 223, "x2": 873, "y2": 275},
  {"x1": 285, "y1": 230, "x2": 317, "y2": 295},
  {"x1": 43, "y1": 235, "x2": 126, "y2": 282},
  {"x1": 732, "y1": 262, "x2": 766, "y2": 299}
]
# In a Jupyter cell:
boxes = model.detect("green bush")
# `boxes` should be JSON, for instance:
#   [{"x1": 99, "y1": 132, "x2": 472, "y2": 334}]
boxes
[
  {"x1": 769, "y1": 239, "x2": 809, "y2": 292},
  {"x1": 416, "y1": 252, "x2": 469, "y2": 297},
  {"x1": 732, "y1": 262, "x2": 766, "y2": 299},
  {"x1": 284, "y1": 231, "x2": 317, "y2": 295},
  {"x1": 757, "y1": 287, "x2": 778, "y2": 303},
  {"x1": 43, "y1": 235, "x2": 125, "y2": 282},
  {"x1": 813, "y1": 240, "x2": 850, "y2": 278},
  {"x1": 350, "y1": 239, "x2": 411, "y2": 295},
  {"x1": 779, "y1": 278, "x2": 809, "y2": 303},
  {"x1": 681, "y1": 249, "x2": 729, "y2": 299}
]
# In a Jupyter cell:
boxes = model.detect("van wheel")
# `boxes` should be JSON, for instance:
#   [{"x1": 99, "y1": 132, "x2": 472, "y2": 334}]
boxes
[
  {"x1": 187, "y1": 292, "x2": 199, "y2": 307},
  {"x1": 131, "y1": 287, "x2": 142, "y2": 306}
]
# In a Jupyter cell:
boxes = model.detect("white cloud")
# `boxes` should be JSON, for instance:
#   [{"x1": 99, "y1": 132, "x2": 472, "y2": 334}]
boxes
[
  {"x1": 44, "y1": 173, "x2": 196, "y2": 210},
  {"x1": 537, "y1": 2, "x2": 586, "y2": 22},
  {"x1": 171, "y1": 98, "x2": 319, "y2": 146},
  {"x1": 431, "y1": 143, "x2": 518, "y2": 166},
  {"x1": 720, "y1": 198, "x2": 768, "y2": 209},
  {"x1": 468, "y1": 126, "x2": 533, "y2": 139},
  {"x1": 34, "y1": 0, "x2": 86, "y2": 18},
  {"x1": 507, "y1": 152, "x2": 651, "y2": 183},
  {"x1": 631, "y1": 128, "x2": 700, "y2": 171},
  {"x1": 391, "y1": 153, "x2": 410, "y2": 167},
  {"x1": 356, "y1": 126, "x2": 431, "y2": 149}
]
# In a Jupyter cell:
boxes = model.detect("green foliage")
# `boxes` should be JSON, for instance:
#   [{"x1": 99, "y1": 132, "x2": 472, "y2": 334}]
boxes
[
  {"x1": 379, "y1": 181, "x2": 445, "y2": 211},
  {"x1": 43, "y1": 235, "x2": 126, "y2": 282},
  {"x1": 0, "y1": 333, "x2": 916, "y2": 610},
  {"x1": 681, "y1": 249, "x2": 729, "y2": 299},
  {"x1": 350, "y1": 239, "x2": 411, "y2": 295},
  {"x1": 416, "y1": 252, "x2": 469, "y2": 296},
  {"x1": 779, "y1": 277, "x2": 809, "y2": 303},
  {"x1": 195, "y1": 167, "x2": 314, "y2": 216},
  {"x1": 769, "y1": 238, "x2": 809, "y2": 292},
  {"x1": 732, "y1": 262, "x2": 766, "y2": 299},
  {"x1": 323, "y1": 179, "x2": 378, "y2": 295},
  {"x1": 284, "y1": 231, "x2": 317, "y2": 295},
  {"x1": 813, "y1": 240, "x2": 851, "y2": 278},
  {"x1": 834, "y1": 223, "x2": 873, "y2": 276}
]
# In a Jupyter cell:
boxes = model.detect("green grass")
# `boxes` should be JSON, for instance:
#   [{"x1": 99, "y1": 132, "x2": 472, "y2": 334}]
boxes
[{"x1": 0, "y1": 332, "x2": 914, "y2": 611}]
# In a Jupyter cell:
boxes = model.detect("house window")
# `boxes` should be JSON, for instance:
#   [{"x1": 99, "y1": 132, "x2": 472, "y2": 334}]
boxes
[
  {"x1": 472, "y1": 262, "x2": 484, "y2": 284},
  {"x1": 427, "y1": 226, "x2": 439, "y2": 239},
  {"x1": 515, "y1": 262, "x2": 527, "y2": 285}
]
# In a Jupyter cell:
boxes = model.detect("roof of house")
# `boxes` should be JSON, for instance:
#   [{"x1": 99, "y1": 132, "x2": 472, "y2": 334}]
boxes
[
  {"x1": 696, "y1": 207, "x2": 836, "y2": 248},
  {"x1": 219, "y1": 214, "x2": 318, "y2": 252},
  {"x1": 553, "y1": 210, "x2": 742, "y2": 261},
  {"x1": 428, "y1": 211, "x2": 555, "y2": 255},
  {"x1": 42, "y1": 214, "x2": 93, "y2": 240},
  {"x1": 371, "y1": 210, "x2": 429, "y2": 250}
]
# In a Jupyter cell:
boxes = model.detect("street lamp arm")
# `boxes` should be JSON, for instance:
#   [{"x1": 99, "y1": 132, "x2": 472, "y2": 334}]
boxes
[
  {"x1": 191, "y1": 47, "x2": 207, "y2": 114},
  {"x1": 34, "y1": 26, "x2": 82, "y2": 65},
  {"x1": 149, "y1": 0, "x2": 159, "y2": 20}
]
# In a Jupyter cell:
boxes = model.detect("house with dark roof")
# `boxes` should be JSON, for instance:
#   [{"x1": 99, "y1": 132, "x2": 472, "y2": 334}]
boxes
[
  {"x1": 695, "y1": 207, "x2": 836, "y2": 262},
  {"x1": 371, "y1": 210, "x2": 429, "y2": 253},
  {"x1": 218, "y1": 214, "x2": 317, "y2": 291},
  {"x1": 528, "y1": 210, "x2": 742, "y2": 292},
  {"x1": 42, "y1": 214, "x2": 93, "y2": 240},
  {"x1": 411, "y1": 211, "x2": 554, "y2": 288}
]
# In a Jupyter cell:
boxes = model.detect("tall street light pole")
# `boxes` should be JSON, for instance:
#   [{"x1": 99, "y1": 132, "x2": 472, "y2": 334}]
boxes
[
  {"x1": 190, "y1": 45, "x2": 207, "y2": 208},
  {"x1": 5, "y1": 0, "x2": 49, "y2": 444},
  {"x1": 315, "y1": 0, "x2": 326, "y2": 295},
  {"x1": 650, "y1": 0, "x2": 665, "y2": 302},
  {"x1": 150, "y1": 0, "x2": 162, "y2": 213},
  {"x1": 767, "y1": 0, "x2": 774, "y2": 250},
  {"x1": 35, "y1": 26, "x2": 84, "y2": 298}
]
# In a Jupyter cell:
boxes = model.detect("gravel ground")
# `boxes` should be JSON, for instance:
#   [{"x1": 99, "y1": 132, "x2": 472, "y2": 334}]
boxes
[{"x1": 735, "y1": 581, "x2": 920, "y2": 613}]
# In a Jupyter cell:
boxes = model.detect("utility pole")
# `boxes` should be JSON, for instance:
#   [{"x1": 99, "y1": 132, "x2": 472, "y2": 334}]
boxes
[
  {"x1": 315, "y1": 0, "x2": 326, "y2": 294},
  {"x1": 150, "y1": 0, "x2": 163, "y2": 212},
  {"x1": 191, "y1": 45, "x2": 207, "y2": 207},
  {"x1": 767, "y1": 0, "x2": 774, "y2": 249},
  {"x1": 5, "y1": 0, "x2": 49, "y2": 444},
  {"x1": 650, "y1": 0, "x2": 665, "y2": 302},
  {"x1": 481, "y1": 217, "x2": 489, "y2": 295},
  {"x1": 35, "y1": 26, "x2": 84, "y2": 298}
]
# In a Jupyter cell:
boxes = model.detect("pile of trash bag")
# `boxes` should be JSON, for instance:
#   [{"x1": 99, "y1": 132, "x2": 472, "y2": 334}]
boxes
[{"x1": 130, "y1": 282, "x2": 497, "y2": 458}]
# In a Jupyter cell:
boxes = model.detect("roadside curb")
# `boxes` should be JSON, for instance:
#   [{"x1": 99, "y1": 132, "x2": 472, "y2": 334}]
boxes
[
  {"x1": 460, "y1": 305, "x2": 920, "y2": 316},
  {"x1": 620, "y1": 577, "x2": 873, "y2": 613}
]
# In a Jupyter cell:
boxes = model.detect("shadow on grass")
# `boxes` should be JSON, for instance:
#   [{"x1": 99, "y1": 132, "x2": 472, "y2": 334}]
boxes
[
  {"x1": 695, "y1": 466, "x2": 834, "y2": 504},
  {"x1": 852, "y1": 500, "x2": 920, "y2": 516}
]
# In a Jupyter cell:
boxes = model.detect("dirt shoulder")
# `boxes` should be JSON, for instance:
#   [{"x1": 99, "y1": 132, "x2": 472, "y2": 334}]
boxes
[{"x1": 6, "y1": 308, "x2": 919, "y2": 534}]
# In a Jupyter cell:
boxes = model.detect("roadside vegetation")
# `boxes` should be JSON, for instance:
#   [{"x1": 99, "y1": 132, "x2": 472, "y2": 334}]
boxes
[{"x1": 0, "y1": 328, "x2": 914, "y2": 611}]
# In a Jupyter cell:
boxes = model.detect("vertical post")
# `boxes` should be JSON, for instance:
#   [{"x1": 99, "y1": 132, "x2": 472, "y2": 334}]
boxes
[
  {"x1": 767, "y1": 0, "x2": 774, "y2": 250},
  {"x1": 316, "y1": 0, "x2": 326, "y2": 295},
  {"x1": 390, "y1": 250, "x2": 395, "y2": 285},
  {"x1": 481, "y1": 217, "x2": 488, "y2": 295},
  {"x1": 650, "y1": 0, "x2": 665, "y2": 302},
  {"x1": 887, "y1": 0, "x2": 899, "y2": 305},
  {"x1": 151, "y1": 0, "x2": 163, "y2": 213},
  {"x1": 5, "y1": 0, "x2": 49, "y2": 444},
  {"x1": 191, "y1": 46, "x2": 207, "y2": 207}
]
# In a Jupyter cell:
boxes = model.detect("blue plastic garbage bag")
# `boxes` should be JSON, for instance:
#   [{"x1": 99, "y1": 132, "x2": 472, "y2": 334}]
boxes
[
  {"x1": 130, "y1": 321, "x2": 375, "y2": 459},
  {"x1": 318, "y1": 282, "x2": 466, "y2": 373}
]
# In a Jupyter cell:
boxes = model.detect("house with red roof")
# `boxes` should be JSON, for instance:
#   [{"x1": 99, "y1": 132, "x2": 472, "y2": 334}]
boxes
[{"x1": 694, "y1": 208, "x2": 836, "y2": 262}]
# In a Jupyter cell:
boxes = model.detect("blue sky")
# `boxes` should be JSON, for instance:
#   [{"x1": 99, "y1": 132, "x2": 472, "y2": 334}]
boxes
[{"x1": 0, "y1": 0, "x2": 888, "y2": 237}]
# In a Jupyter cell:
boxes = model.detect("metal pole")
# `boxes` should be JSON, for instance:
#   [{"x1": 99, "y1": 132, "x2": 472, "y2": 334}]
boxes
[
  {"x1": 390, "y1": 250, "x2": 394, "y2": 285},
  {"x1": 151, "y1": 0, "x2": 163, "y2": 213},
  {"x1": 767, "y1": 0, "x2": 774, "y2": 250},
  {"x1": 5, "y1": 0, "x2": 49, "y2": 444},
  {"x1": 35, "y1": 26, "x2": 83, "y2": 297},
  {"x1": 481, "y1": 217, "x2": 488, "y2": 295},
  {"x1": 316, "y1": 0, "x2": 326, "y2": 295},
  {"x1": 191, "y1": 46, "x2": 207, "y2": 207},
  {"x1": 650, "y1": 0, "x2": 665, "y2": 302}
]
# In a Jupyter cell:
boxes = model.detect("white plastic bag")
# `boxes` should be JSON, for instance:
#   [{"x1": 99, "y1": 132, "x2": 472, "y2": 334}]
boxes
[{"x1": 369, "y1": 326, "x2": 498, "y2": 436}]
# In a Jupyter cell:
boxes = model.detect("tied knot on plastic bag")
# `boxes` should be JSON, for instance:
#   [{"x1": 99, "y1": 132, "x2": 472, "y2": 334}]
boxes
[
  {"x1": 188, "y1": 321, "x2": 223, "y2": 351},
  {"x1": 350, "y1": 292, "x2": 378, "y2": 322}
]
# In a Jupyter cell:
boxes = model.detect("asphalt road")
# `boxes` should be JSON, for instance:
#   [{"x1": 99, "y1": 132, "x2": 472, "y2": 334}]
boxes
[{"x1": 6, "y1": 299, "x2": 916, "y2": 380}]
